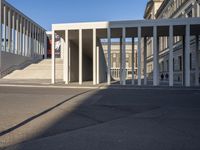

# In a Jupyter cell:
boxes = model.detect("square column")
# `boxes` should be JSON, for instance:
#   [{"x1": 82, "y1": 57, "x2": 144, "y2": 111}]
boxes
[
  {"x1": 4, "y1": 5, "x2": 7, "y2": 52},
  {"x1": 38, "y1": 29, "x2": 41, "y2": 55},
  {"x1": 8, "y1": 9, "x2": 11, "y2": 52},
  {"x1": 169, "y1": 25, "x2": 174, "y2": 86},
  {"x1": 0, "y1": 0, "x2": 2, "y2": 78},
  {"x1": 93, "y1": 29, "x2": 97, "y2": 85},
  {"x1": 97, "y1": 46, "x2": 100, "y2": 84},
  {"x1": 184, "y1": 25, "x2": 191, "y2": 87},
  {"x1": 122, "y1": 27, "x2": 126, "y2": 85},
  {"x1": 120, "y1": 37, "x2": 123, "y2": 85},
  {"x1": 51, "y1": 30, "x2": 55, "y2": 84},
  {"x1": 30, "y1": 23, "x2": 32, "y2": 57},
  {"x1": 195, "y1": 35, "x2": 199, "y2": 86},
  {"x1": 12, "y1": 11, "x2": 15, "y2": 53},
  {"x1": 34, "y1": 26, "x2": 36, "y2": 56},
  {"x1": 62, "y1": 37, "x2": 65, "y2": 80},
  {"x1": 143, "y1": 37, "x2": 147, "y2": 85},
  {"x1": 20, "y1": 17, "x2": 23, "y2": 55},
  {"x1": 69, "y1": 41, "x2": 71, "y2": 82},
  {"x1": 153, "y1": 26, "x2": 159, "y2": 86},
  {"x1": 23, "y1": 19, "x2": 26, "y2": 56},
  {"x1": 64, "y1": 30, "x2": 69, "y2": 84},
  {"x1": 197, "y1": 2, "x2": 200, "y2": 17},
  {"x1": 132, "y1": 37, "x2": 135, "y2": 85},
  {"x1": 16, "y1": 14, "x2": 19, "y2": 54},
  {"x1": 26, "y1": 21, "x2": 29, "y2": 57},
  {"x1": 137, "y1": 27, "x2": 142, "y2": 86},
  {"x1": 36, "y1": 28, "x2": 39, "y2": 55},
  {"x1": 44, "y1": 33, "x2": 47, "y2": 59},
  {"x1": 79, "y1": 29, "x2": 83, "y2": 85},
  {"x1": 107, "y1": 28, "x2": 111, "y2": 85}
]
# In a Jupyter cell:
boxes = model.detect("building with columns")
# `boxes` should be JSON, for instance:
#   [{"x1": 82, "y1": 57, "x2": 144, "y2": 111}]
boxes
[
  {"x1": 102, "y1": 42, "x2": 138, "y2": 81},
  {"x1": 51, "y1": 17, "x2": 200, "y2": 87},
  {"x1": 144, "y1": 0, "x2": 200, "y2": 86},
  {"x1": 1, "y1": 0, "x2": 200, "y2": 87},
  {"x1": 0, "y1": 0, "x2": 47, "y2": 78}
]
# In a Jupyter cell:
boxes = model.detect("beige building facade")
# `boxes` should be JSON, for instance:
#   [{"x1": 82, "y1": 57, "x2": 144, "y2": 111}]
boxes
[
  {"x1": 102, "y1": 42, "x2": 138, "y2": 80},
  {"x1": 144, "y1": 0, "x2": 200, "y2": 86}
]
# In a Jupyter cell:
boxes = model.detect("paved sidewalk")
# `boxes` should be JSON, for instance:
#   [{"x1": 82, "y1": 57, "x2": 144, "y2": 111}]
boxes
[
  {"x1": 0, "y1": 87, "x2": 200, "y2": 150},
  {"x1": 0, "y1": 86, "x2": 92, "y2": 148}
]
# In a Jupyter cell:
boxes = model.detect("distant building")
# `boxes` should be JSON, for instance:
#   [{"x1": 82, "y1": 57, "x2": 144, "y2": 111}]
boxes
[
  {"x1": 102, "y1": 42, "x2": 138, "y2": 80},
  {"x1": 144, "y1": 0, "x2": 200, "y2": 85}
]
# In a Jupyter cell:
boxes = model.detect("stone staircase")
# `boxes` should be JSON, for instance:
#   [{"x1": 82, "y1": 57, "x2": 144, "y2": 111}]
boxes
[{"x1": 3, "y1": 59, "x2": 63, "y2": 80}]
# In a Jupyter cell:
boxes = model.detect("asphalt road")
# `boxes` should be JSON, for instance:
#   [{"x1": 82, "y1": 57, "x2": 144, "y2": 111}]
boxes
[{"x1": 0, "y1": 86, "x2": 200, "y2": 150}]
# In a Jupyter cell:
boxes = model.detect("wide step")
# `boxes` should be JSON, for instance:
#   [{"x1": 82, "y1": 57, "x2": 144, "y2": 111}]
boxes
[{"x1": 4, "y1": 59, "x2": 63, "y2": 80}]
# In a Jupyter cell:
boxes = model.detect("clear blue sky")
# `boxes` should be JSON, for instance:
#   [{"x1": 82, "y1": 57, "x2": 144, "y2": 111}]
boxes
[{"x1": 7, "y1": 0, "x2": 147, "y2": 31}]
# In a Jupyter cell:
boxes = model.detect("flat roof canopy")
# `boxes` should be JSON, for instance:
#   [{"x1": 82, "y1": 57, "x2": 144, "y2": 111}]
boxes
[{"x1": 52, "y1": 18, "x2": 200, "y2": 38}]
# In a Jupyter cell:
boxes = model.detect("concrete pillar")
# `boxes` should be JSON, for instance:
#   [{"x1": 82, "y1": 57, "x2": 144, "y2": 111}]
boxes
[
  {"x1": 29, "y1": 23, "x2": 32, "y2": 57},
  {"x1": 138, "y1": 27, "x2": 142, "y2": 86},
  {"x1": 64, "y1": 30, "x2": 69, "y2": 84},
  {"x1": 16, "y1": 14, "x2": 19, "y2": 54},
  {"x1": 182, "y1": 36, "x2": 185, "y2": 86},
  {"x1": 120, "y1": 37, "x2": 122, "y2": 85},
  {"x1": 26, "y1": 21, "x2": 29, "y2": 57},
  {"x1": 62, "y1": 37, "x2": 65, "y2": 81},
  {"x1": 0, "y1": 0, "x2": 2, "y2": 78},
  {"x1": 34, "y1": 26, "x2": 37, "y2": 56},
  {"x1": 157, "y1": 38, "x2": 160, "y2": 85},
  {"x1": 29, "y1": 24, "x2": 32, "y2": 57},
  {"x1": 153, "y1": 26, "x2": 159, "y2": 86},
  {"x1": 79, "y1": 29, "x2": 83, "y2": 85},
  {"x1": 36, "y1": 27, "x2": 40, "y2": 55},
  {"x1": 12, "y1": 11, "x2": 15, "y2": 53},
  {"x1": 33, "y1": 25, "x2": 35, "y2": 57},
  {"x1": 144, "y1": 37, "x2": 147, "y2": 85},
  {"x1": 97, "y1": 46, "x2": 100, "y2": 84},
  {"x1": 20, "y1": 16, "x2": 22, "y2": 55},
  {"x1": 27, "y1": 22, "x2": 30, "y2": 56},
  {"x1": 33, "y1": 26, "x2": 35, "y2": 56},
  {"x1": 23, "y1": 19, "x2": 25, "y2": 56},
  {"x1": 44, "y1": 33, "x2": 47, "y2": 59},
  {"x1": 184, "y1": 24, "x2": 191, "y2": 87},
  {"x1": 132, "y1": 37, "x2": 135, "y2": 85},
  {"x1": 8, "y1": 8, "x2": 11, "y2": 52},
  {"x1": 69, "y1": 41, "x2": 71, "y2": 82},
  {"x1": 38, "y1": 29, "x2": 41, "y2": 55},
  {"x1": 169, "y1": 25, "x2": 174, "y2": 86},
  {"x1": 51, "y1": 30, "x2": 55, "y2": 84},
  {"x1": 93, "y1": 28, "x2": 97, "y2": 85},
  {"x1": 41, "y1": 30, "x2": 43, "y2": 56},
  {"x1": 107, "y1": 28, "x2": 111, "y2": 85},
  {"x1": 34, "y1": 26, "x2": 37, "y2": 57},
  {"x1": 41, "y1": 31, "x2": 43, "y2": 56},
  {"x1": 122, "y1": 27, "x2": 126, "y2": 85},
  {"x1": 32, "y1": 25, "x2": 35, "y2": 57},
  {"x1": 195, "y1": 35, "x2": 199, "y2": 86},
  {"x1": 4, "y1": 5, "x2": 7, "y2": 52},
  {"x1": 36, "y1": 28, "x2": 39, "y2": 55},
  {"x1": 197, "y1": 2, "x2": 200, "y2": 17}
]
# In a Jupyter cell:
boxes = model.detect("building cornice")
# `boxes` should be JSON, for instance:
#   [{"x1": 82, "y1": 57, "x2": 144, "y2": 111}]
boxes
[
  {"x1": 144, "y1": 1, "x2": 154, "y2": 19},
  {"x1": 155, "y1": 0, "x2": 169, "y2": 18}
]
